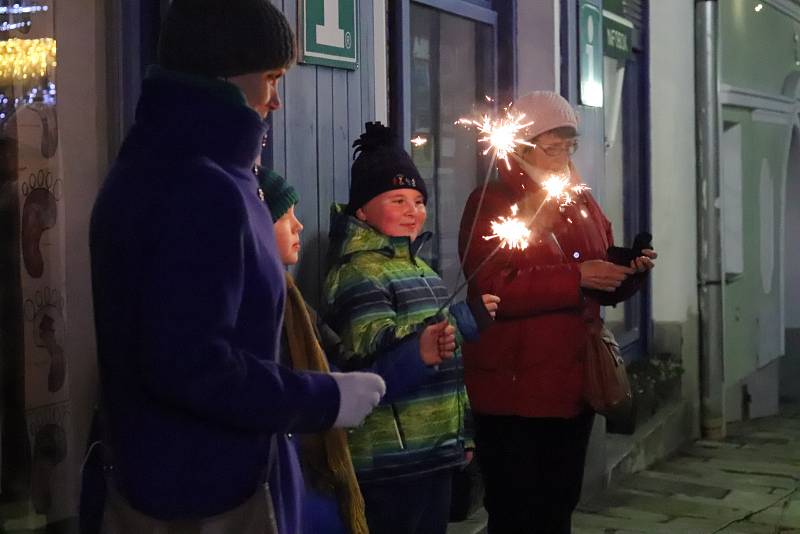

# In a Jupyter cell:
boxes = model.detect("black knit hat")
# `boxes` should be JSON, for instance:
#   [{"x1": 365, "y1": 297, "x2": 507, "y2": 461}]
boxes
[
  {"x1": 256, "y1": 168, "x2": 299, "y2": 222},
  {"x1": 348, "y1": 122, "x2": 427, "y2": 214},
  {"x1": 157, "y1": 0, "x2": 295, "y2": 78}
]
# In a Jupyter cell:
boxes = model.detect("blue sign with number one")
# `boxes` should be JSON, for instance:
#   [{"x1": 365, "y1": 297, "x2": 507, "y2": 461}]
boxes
[{"x1": 299, "y1": 0, "x2": 358, "y2": 70}]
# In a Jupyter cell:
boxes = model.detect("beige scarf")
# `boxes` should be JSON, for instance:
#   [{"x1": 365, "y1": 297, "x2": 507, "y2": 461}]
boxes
[{"x1": 282, "y1": 273, "x2": 369, "y2": 534}]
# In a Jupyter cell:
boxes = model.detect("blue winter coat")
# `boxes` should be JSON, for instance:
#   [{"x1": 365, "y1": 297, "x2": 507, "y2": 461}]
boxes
[{"x1": 88, "y1": 67, "x2": 339, "y2": 531}]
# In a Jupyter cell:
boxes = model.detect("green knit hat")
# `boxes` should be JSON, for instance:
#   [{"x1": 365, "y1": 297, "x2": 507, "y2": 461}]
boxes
[{"x1": 257, "y1": 168, "x2": 299, "y2": 222}]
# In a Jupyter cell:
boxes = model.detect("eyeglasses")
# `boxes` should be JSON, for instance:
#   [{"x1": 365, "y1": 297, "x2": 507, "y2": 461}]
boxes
[{"x1": 536, "y1": 140, "x2": 579, "y2": 157}]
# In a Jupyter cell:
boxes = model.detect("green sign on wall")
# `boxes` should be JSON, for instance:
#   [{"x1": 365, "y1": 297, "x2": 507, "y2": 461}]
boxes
[
  {"x1": 299, "y1": 0, "x2": 359, "y2": 70},
  {"x1": 603, "y1": 4, "x2": 633, "y2": 61},
  {"x1": 578, "y1": 0, "x2": 603, "y2": 107}
]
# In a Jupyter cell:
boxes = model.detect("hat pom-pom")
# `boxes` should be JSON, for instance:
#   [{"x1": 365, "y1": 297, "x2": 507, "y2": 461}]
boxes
[{"x1": 352, "y1": 121, "x2": 395, "y2": 159}]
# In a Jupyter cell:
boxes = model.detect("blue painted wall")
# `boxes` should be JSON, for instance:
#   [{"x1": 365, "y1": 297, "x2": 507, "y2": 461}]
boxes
[{"x1": 272, "y1": 0, "x2": 377, "y2": 306}]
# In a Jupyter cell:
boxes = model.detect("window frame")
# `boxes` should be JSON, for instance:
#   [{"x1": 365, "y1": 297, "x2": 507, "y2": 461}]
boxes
[
  {"x1": 618, "y1": 4, "x2": 652, "y2": 363},
  {"x1": 601, "y1": 0, "x2": 653, "y2": 362},
  {"x1": 562, "y1": 0, "x2": 652, "y2": 362},
  {"x1": 389, "y1": 0, "x2": 499, "y2": 149}
]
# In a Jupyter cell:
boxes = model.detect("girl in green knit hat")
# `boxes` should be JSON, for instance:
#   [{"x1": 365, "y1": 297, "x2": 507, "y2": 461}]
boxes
[{"x1": 258, "y1": 168, "x2": 455, "y2": 534}]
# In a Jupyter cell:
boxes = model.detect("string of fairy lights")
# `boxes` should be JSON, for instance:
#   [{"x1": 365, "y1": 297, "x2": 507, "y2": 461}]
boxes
[
  {"x1": 0, "y1": 38, "x2": 57, "y2": 81},
  {"x1": 0, "y1": 3, "x2": 58, "y2": 125}
]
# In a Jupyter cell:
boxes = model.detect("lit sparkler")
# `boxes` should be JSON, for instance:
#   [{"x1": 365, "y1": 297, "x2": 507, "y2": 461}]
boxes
[
  {"x1": 482, "y1": 204, "x2": 531, "y2": 250},
  {"x1": 445, "y1": 100, "x2": 594, "y2": 318},
  {"x1": 410, "y1": 136, "x2": 428, "y2": 147},
  {"x1": 478, "y1": 177, "x2": 589, "y2": 258},
  {"x1": 542, "y1": 175, "x2": 590, "y2": 207},
  {"x1": 439, "y1": 175, "x2": 591, "y2": 317},
  {"x1": 456, "y1": 108, "x2": 534, "y2": 169},
  {"x1": 455, "y1": 103, "x2": 535, "y2": 291}
]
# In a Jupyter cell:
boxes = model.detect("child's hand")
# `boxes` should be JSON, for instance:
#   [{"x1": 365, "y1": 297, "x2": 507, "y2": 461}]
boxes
[
  {"x1": 482, "y1": 294, "x2": 501, "y2": 318},
  {"x1": 438, "y1": 323, "x2": 456, "y2": 359},
  {"x1": 420, "y1": 320, "x2": 456, "y2": 366}
]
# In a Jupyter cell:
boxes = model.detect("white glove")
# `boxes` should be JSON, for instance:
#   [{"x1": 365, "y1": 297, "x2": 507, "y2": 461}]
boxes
[{"x1": 329, "y1": 372, "x2": 386, "y2": 428}]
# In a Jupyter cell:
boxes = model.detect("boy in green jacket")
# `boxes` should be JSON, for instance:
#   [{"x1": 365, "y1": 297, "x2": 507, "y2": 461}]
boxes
[{"x1": 324, "y1": 122, "x2": 500, "y2": 534}]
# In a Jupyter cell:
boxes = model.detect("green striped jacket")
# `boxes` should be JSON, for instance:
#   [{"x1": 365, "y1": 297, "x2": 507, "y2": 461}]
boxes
[{"x1": 323, "y1": 204, "x2": 475, "y2": 483}]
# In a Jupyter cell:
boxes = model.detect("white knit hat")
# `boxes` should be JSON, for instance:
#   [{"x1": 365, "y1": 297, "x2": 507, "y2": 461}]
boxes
[{"x1": 510, "y1": 91, "x2": 579, "y2": 141}]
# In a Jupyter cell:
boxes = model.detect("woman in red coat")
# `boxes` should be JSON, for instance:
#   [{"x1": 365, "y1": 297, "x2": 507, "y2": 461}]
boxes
[{"x1": 458, "y1": 91, "x2": 656, "y2": 533}]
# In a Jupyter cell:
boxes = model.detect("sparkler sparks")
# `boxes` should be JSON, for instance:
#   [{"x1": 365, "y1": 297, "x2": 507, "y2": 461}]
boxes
[
  {"x1": 456, "y1": 108, "x2": 534, "y2": 169},
  {"x1": 542, "y1": 175, "x2": 590, "y2": 207},
  {"x1": 482, "y1": 178, "x2": 591, "y2": 254},
  {"x1": 483, "y1": 204, "x2": 531, "y2": 250},
  {"x1": 410, "y1": 136, "x2": 428, "y2": 147}
]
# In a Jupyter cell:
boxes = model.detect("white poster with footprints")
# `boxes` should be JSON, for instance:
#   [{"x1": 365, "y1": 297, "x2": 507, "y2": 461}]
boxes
[
  {"x1": 25, "y1": 403, "x2": 72, "y2": 523},
  {"x1": 16, "y1": 98, "x2": 67, "y2": 409},
  {"x1": 2, "y1": 0, "x2": 74, "y2": 524}
]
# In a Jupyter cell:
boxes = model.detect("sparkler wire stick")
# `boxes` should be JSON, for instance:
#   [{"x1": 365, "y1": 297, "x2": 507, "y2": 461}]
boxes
[
  {"x1": 436, "y1": 244, "x2": 504, "y2": 317},
  {"x1": 450, "y1": 107, "x2": 533, "y2": 302},
  {"x1": 438, "y1": 199, "x2": 542, "y2": 317},
  {"x1": 437, "y1": 197, "x2": 548, "y2": 316},
  {"x1": 455, "y1": 150, "x2": 497, "y2": 289}
]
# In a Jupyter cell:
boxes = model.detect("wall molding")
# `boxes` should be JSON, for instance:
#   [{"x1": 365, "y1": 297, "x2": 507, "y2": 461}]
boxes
[
  {"x1": 765, "y1": 0, "x2": 800, "y2": 23},
  {"x1": 720, "y1": 83, "x2": 796, "y2": 114},
  {"x1": 752, "y1": 109, "x2": 795, "y2": 125},
  {"x1": 413, "y1": 0, "x2": 497, "y2": 24},
  {"x1": 373, "y1": 0, "x2": 387, "y2": 123}
]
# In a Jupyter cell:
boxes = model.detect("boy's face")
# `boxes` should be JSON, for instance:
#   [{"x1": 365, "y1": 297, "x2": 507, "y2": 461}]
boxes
[
  {"x1": 273, "y1": 205, "x2": 303, "y2": 266},
  {"x1": 356, "y1": 189, "x2": 426, "y2": 242},
  {"x1": 228, "y1": 67, "x2": 287, "y2": 119}
]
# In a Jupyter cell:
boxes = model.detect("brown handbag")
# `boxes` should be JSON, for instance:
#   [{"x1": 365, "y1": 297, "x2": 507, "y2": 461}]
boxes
[{"x1": 583, "y1": 321, "x2": 633, "y2": 422}]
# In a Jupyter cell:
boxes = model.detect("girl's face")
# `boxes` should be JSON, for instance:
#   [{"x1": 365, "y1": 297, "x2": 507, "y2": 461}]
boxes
[
  {"x1": 273, "y1": 205, "x2": 303, "y2": 266},
  {"x1": 356, "y1": 189, "x2": 427, "y2": 241}
]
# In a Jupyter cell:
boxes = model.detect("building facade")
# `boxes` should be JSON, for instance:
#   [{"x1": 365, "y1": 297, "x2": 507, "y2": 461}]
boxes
[{"x1": 1, "y1": 0, "x2": 798, "y2": 529}]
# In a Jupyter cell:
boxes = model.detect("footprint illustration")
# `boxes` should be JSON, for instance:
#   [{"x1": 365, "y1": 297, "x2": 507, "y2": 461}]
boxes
[
  {"x1": 26, "y1": 99, "x2": 58, "y2": 159},
  {"x1": 21, "y1": 170, "x2": 60, "y2": 278},
  {"x1": 30, "y1": 423, "x2": 67, "y2": 514},
  {"x1": 24, "y1": 287, "x2": 66, "y2": 393}
]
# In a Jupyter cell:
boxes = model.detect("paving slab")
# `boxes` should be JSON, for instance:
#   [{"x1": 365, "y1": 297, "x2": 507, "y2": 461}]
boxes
[
  {"x1": 449, "y1": 405, "x2": 800, "y2": 533},
  {"x1": 575, "y1": 406, "x2": 800, "y2": 533}
]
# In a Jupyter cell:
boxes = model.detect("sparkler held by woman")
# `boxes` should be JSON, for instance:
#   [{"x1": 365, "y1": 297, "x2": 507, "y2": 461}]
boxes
[
  {"x1": 453, "y1": 103, "x2": 537, "y2": 293},
  {"x1": 454, "y1": 102, "x2": 593, "y2": 280},
  {"x1": 435, "y1": 170, "x2": 591, "y2": 316}
]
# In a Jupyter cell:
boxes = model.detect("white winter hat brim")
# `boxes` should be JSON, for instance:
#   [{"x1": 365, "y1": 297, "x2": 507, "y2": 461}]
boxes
[{"x1": 510, "y1": 91, "x2": 579, "y2": 141}]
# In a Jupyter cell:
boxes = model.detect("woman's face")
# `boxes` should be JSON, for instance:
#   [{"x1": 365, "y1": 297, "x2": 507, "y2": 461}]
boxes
[
  {"x1": 521, "y1": 131, "x2": 577, "y2": 174},
  {"x1": 356, "y1": 189, "x2": 427, "y2": 241},
  {"x1": 228, "y1": 68, "x2": 286, "y2": 119},
  {"x1": 273, "y1": 205, "x2": 303, "y2": 266}
]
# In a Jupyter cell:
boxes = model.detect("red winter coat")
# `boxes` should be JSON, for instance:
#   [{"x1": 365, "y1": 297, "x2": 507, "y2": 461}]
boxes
[{"x1": 458, "y1": 158, "x2": 641, "y2": 418}]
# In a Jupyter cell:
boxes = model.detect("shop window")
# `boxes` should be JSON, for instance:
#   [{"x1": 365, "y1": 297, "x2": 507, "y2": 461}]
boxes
[{"x1": 391, "y1": 0, "x2": 497, "y2": 292}]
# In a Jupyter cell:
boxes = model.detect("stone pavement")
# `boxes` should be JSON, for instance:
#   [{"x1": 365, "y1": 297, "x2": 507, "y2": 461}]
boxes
[
  {"x1": 574, "y1": 404, "x2": 800, "y2": 533},
  {"x1": 449, "y1": 404, "x2": 800, "y2": 533}
]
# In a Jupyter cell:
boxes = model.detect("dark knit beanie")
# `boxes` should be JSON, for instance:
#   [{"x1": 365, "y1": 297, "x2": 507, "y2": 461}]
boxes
[
  {"x1": 348, "y1": 122, "x2": 427, "y2": 214},
  {"x1": 157, "y1": 0, "x2": 295, "y2": 78},
  {"x1": 257, "y1": 168, "x2": 299, "y2": 222}
]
